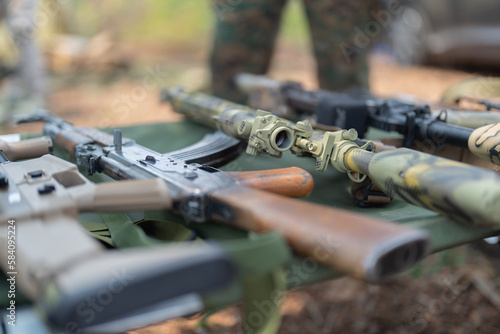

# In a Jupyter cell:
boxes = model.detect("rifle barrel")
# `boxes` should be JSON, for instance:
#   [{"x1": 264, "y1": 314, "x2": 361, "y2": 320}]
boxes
[{"x1": 345, "y1": 147, "x2": 500, "y2": 226}]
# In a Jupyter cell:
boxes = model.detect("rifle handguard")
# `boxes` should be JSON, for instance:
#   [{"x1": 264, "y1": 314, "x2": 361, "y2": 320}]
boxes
[
  {"x1": 226, "y1": 167, "x2": 314, "y2": 198},
  {"x1": 345, "y1": 148, "x2": 500, "y2": 226},
  {"x1": 75, "y1": 179, "x2": 172, "y2": 212},
  {"x1": 0, "y1": 136, "x2": 53, "y2": 161}
]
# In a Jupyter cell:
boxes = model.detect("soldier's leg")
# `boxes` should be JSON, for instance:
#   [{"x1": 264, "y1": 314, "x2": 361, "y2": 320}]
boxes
[
  {"x1": 303, "y1": 0, "x2": 380, "y2": 90},
  {"x1": 210, "y1": 0, "x2": 287, "y2": 103},
  {"x1": 6, "y1": 0, "x2": 47, "y2": 101}
]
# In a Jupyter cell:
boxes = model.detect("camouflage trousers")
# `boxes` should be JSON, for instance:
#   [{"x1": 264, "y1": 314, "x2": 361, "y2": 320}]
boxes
[
  {"x1": 210, "y1": 0, "x2": 380, "y2": 103},
  {"x1": 1, "y1": 0, "x2": 46, "y2": 100}
]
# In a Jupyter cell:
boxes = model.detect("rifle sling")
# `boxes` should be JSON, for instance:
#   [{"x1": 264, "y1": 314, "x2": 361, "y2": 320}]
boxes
[{"x1": 86, "y1": 212, "x2": 290, "y2": 334}]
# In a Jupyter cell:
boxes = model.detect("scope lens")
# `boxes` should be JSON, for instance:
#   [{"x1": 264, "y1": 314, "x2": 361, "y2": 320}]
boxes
[{"x1": 275, "y1": 129, "x2": 292, "y2": 150}]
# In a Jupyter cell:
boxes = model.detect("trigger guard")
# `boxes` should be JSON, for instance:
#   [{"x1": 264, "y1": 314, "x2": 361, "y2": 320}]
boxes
[{"x1": 347, "y1": 170, "x2": 367, "y2": 183}]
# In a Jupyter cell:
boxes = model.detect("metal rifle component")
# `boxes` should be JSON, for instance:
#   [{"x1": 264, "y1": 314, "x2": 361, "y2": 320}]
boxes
[
  {"x1": 0, "y1": 136, "x2": 53, "y2": 161},
  {"x1": 17, "y1": 110, "x2": 243, "y2": 168},
  {"x1": 438, "y1": 109, "x2": 500, "y2": 129},
  {"x1": 19, "y1": 110, "x2": 431, "y2": 282},
  {"x1": 167, "y1": 131, "x2": 246, "y2": 167},
  {"x1": 476, "y1": 99, "x2": 500, "y2": 111},
  {"x1": 0, "y1": 154, "x2": 236, "y2": 333},
  {"x1": 163, "y1": 87, "x2": 500, "y2": 226},
  {"x1": 166, "y1": 87, "x2": 375, "y2": 182},
  {"x1": 235, "y1": 73, "x2": 500, "y2": 158}
]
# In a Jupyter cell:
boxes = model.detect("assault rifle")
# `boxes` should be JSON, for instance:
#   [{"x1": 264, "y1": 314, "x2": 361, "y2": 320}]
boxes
[
  {"x1": 235, "y1": 73, "x2": 500, "y2": 156},
  {"x1": 163, "y1": 87, "x2": 500, "y2": 227},
  {"x1": 18, "y1": 110, "x2": 431, "y2": 282},
  {"x1": 0, "y1": 152, "x2": 236, "y2": 333}
]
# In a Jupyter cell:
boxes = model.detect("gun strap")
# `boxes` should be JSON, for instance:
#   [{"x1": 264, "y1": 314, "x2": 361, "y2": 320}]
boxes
[
  {"x1": 84, "y1": 211, "x2": 291, "y2": 334},
  {"x1": 80, "y1": 222, "x2": 114, "y2": 246},
  {"x1": 207, "y1": 233, "x2": 291, "y2": 334},
  {"x1": 99, "y1": 212, "x2": 179, "y2": 248},
  {"x1": 351, "y1": 178, "x2": 392, "y2": 207},
  {"x1": 241, "y1": 268, "x2": 286, "y2": 334}
]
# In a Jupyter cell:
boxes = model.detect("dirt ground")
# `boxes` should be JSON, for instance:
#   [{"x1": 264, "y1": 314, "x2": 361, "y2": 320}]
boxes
[{"x1": 4, "y1": 41, "x2": 500, "y2": 334}]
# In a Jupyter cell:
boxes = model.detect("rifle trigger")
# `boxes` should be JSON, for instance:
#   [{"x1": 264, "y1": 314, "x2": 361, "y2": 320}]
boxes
[{"x1": 88, "y1": 157, "x2": 97, "y2": 175}]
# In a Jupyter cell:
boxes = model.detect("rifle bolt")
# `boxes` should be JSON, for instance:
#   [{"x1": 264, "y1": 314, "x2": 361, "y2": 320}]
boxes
[
  {"x1": 0, "y1": 173, "x2": 8, "y2": 188},
  {"x1": 38, "y1": 184, "x2": 56, "y2": 195}
]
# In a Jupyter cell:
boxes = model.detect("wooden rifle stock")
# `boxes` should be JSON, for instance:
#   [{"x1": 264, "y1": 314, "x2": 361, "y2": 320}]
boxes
[{"x1": 209, "y1": 185, "x2": 430, "y2": 282}]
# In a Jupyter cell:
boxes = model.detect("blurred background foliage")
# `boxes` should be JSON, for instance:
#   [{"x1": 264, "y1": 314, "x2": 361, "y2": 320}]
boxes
[
  {"x1": 0, "y1": 0, "x2": 313, "y2": 90},
  {"x1": 0, "y1": 0, "x2": 310, "y2": 52}
]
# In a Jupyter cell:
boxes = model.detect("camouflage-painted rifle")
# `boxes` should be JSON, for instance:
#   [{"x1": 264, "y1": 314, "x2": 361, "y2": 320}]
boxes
[
  {"x1": 163, "y1": 87, "x2": 500, "y2": 226},
  {"x1": 0, "y1": 152, "x2": 236, "y2": 333},
  {"x1": 468, "y1": 122, "x2": 500, "y2": 166},
  {"x1": 235, "y1": 73, "x2": 500, "y2": 153},
  {"x1": 18, "y1": 110, "x2": 431, "y2": 282}
]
